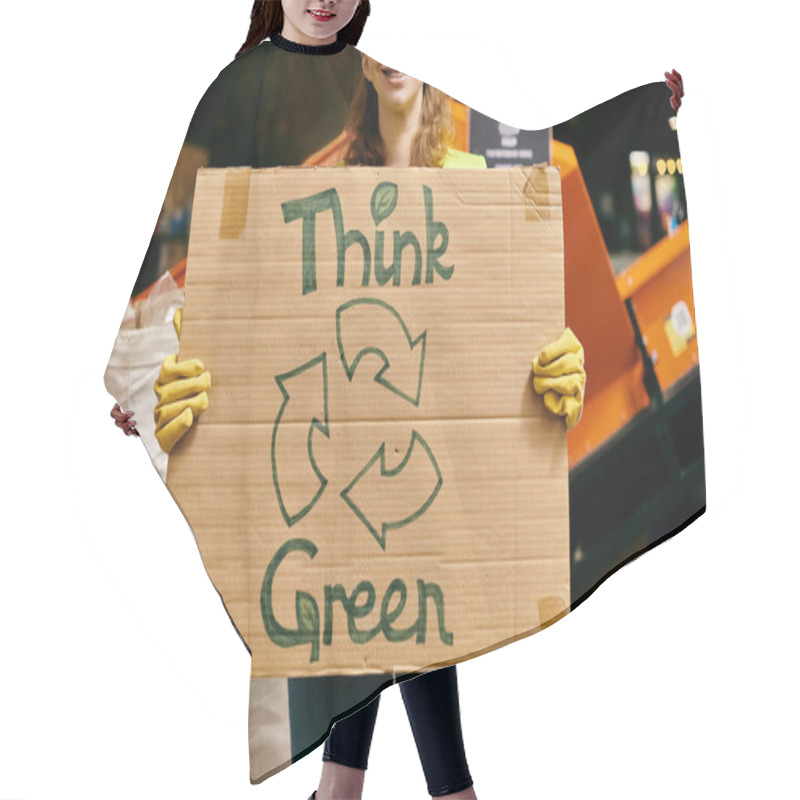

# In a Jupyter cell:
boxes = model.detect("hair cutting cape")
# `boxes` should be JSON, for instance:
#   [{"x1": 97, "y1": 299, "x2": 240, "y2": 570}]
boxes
[{"x1": 104, "y1": 35, "x2": 705, "y2": 783}]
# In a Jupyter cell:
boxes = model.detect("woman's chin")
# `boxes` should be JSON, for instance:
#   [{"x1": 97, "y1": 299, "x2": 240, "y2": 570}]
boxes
[
  {"x1": 298, "y1": 27, "x2": 337, "y2": 42},
  {"x1": 376, "y1": 85, "x2": 422, "y2": 109}
]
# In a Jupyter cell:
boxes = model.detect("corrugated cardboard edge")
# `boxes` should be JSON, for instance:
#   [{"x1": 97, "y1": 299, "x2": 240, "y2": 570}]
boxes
[{"x1": 382, "y1": 593, "x2": 570, "y2": 679}]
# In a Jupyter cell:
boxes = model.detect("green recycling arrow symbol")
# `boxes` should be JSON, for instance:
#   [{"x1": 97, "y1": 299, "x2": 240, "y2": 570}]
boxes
[
  {"x1": 271, "y1": 353, "x2": 329, "y2": 527},
  {"x1": 340, "y1": 431, "x2": 443, "y2": 550},
  {"x1": 336, "y1": 298, "x2": 427, "y2": 406}
]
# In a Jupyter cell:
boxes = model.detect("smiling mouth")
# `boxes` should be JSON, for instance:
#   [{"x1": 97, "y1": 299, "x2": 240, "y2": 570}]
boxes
[{"x1": 308, "y1": 9, "x2": 335, "y2": 21}]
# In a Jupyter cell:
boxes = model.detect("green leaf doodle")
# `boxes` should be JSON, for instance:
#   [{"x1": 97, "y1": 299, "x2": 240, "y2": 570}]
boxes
[{"x1": 371, "y1": 181, "x2": 398, "y2": 227}]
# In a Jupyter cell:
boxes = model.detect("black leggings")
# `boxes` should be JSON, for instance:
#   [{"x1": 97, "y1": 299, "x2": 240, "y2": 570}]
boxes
[{"x1": 322, "y1": 665, "x2": 473, "y2": 797}]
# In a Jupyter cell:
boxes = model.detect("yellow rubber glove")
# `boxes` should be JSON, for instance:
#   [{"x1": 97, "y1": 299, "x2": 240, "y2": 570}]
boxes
[
  {"x1": 531, "y1": 327, "x2": 586, "y2": 431},
  {"x1": 153, "y1": 308, "x2": 211, "y2": 453}
]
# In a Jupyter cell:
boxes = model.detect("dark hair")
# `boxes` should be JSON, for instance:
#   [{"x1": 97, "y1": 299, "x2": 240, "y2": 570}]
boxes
[{"x1": 237, "y1": 1, "x2": 371, "y2": 59}]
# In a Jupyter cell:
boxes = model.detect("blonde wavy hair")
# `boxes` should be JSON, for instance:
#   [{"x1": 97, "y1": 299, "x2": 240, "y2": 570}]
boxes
[{"x1": 344, "y1": 59, "x2": 453, "y2": 167}]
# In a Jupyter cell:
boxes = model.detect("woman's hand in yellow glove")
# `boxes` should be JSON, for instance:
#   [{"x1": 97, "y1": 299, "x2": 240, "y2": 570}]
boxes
[
  {"x1": 153, "y1": 308, "x2": 211, "y2": 453},
  {"x1": 531, "y1": 327, "x2": 586, "y2": 431}
]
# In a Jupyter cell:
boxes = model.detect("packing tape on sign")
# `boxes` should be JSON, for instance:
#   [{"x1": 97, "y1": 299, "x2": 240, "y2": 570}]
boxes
[
  {"x1": 537, "y1": 595, "x2": 568, "y2": 628},
  {"x1": 219, "y1": 167, "x2": 252, "y2": 240},
  {"x1": 523, "y1": 164, "x2": 553, "y2": 223}
]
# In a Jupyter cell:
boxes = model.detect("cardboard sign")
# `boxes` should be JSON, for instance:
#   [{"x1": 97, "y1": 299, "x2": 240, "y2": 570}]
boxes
[{"x1": 166, "y1": 165, "x2": 569, "y2": 677}]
